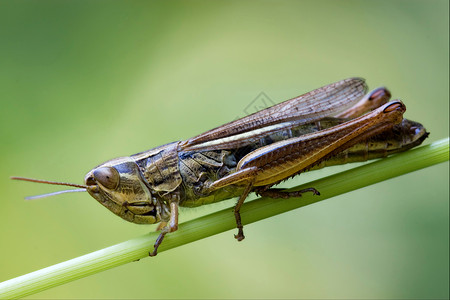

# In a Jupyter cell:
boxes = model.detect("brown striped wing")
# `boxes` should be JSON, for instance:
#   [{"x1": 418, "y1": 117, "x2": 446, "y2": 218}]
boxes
[{"x1": 181, "y1": 77, "x2": 368, "y2": 151}]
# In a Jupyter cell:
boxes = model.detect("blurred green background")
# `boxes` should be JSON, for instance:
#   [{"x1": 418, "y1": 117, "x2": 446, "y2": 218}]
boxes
[{"x1": 0, "y1": 0, "x2": 448, "y2": 299}]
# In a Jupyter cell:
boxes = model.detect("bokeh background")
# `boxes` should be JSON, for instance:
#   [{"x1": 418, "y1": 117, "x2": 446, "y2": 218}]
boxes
[{"x1": 0, "y1": 1, "x2": 448, "y2": 299}]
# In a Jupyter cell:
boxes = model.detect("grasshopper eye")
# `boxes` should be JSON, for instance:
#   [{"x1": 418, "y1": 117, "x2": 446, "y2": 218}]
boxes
[{"x1": 93, "y1": 167, "x2": 119, "y2": 190}]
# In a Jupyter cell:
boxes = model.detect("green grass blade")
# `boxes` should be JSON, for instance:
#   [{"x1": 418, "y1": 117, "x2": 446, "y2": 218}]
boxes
[{"x1": 0, "y1": 137, "x2": 448, "y2": 299}]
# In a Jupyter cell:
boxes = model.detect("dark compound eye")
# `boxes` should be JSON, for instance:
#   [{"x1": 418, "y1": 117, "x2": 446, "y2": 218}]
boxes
[{"x1": 93, "y1": 166, "x2": 120, "y2": 190}]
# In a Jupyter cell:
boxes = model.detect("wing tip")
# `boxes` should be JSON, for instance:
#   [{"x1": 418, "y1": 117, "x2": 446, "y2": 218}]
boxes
[{"x1": 346, "y1": 77, "x2": 368, "y2": 93}]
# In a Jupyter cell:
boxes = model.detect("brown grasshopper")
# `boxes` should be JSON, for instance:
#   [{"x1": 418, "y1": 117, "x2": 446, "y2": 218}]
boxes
[{"x1": 12, "y1": 78, "x2": 428, "y2": 256}]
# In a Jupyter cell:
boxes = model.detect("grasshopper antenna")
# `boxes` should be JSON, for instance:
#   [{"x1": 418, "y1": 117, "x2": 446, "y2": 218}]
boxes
[{"x1": 10, "y1": 176, "x2": 88, "y2": 200}]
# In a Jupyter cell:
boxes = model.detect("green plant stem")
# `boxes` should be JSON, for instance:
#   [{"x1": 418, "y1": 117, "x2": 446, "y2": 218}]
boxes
[{"x1": 0, "y1": 138, "x2": 448, "y2": 299}]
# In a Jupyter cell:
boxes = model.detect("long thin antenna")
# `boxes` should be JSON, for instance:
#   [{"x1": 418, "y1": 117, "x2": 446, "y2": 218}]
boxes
[
  {"x1": 25, "y1": 188, "x2": 86, "y2": 200},
  {"x1": 10, "y1": 176, "x2": 88, "y2": 189}
]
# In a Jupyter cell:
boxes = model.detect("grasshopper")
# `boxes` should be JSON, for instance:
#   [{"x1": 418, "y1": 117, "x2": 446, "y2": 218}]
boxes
[{"x1": 12, "y1": 78, "x2": 428, "y2": 256}]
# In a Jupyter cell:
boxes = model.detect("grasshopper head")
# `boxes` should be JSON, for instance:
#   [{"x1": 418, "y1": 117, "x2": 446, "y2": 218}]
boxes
[{"x1": 84, "y1": 157, "x2": 169, "y2": 225}]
